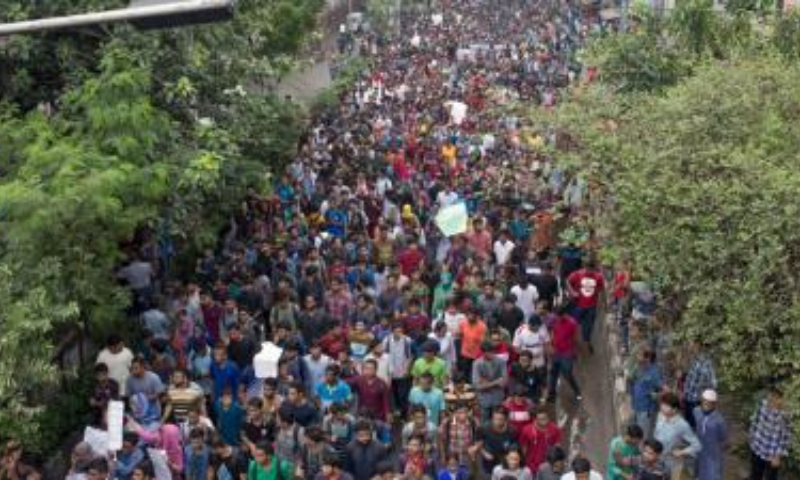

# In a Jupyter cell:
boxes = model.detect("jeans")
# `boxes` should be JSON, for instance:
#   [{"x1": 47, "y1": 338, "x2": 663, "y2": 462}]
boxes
[
  {"x1": 391, "y1": 377, "x2": 412, "y2": 416},
  {"x1": 548, "y1": 356, "x2": 581, "y2": 400},
  {"x1": 572, "y1": 306, "x2": 597, "y2": 344},
  {"x1": 750, "y1": 452, "x2": 779, "y2": 480}
]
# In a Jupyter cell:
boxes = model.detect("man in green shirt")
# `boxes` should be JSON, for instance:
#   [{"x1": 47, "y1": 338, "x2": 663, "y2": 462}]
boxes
[
  {"x1": 411, "y1": 340, "x2": 448, "y2": 388},
  {"x1": 248, "y1": 441, "x2": 295, "y2": 480},
  {"x1": 607, "y1": 424, "x2": 644, "y2": 480}
]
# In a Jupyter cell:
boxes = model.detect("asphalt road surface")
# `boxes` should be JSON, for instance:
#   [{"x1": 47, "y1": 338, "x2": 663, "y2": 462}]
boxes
[{"x1": 556, "y1": 312, "x2": 616, "y2": 471}]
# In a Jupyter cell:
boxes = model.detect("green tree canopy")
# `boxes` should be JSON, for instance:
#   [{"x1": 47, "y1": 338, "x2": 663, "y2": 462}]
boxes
[
  {"x1": 0, "y1": 0, "x2": 322, "y2": 454},
  {"x1": 539, "y1": 54, "x2": 800, "y2": 454}
]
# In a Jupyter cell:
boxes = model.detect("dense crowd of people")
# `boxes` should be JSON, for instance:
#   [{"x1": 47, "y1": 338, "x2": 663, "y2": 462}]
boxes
[{"x1": 0, "y1": 1, "x2": 793, "y2": 480}]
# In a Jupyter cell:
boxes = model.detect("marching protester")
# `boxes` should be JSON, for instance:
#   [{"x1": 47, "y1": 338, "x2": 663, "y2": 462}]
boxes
[{"x1": 32, "y1": 2, "x2": 756, "y2": 480}]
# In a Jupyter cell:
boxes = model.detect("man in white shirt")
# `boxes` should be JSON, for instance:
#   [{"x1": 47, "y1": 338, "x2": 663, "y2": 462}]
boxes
[
  {"x1": 512, "y1": 315, "x2": 550, "y2": 370},
  {"x1": 376, "y1": 174, "x2": 393, "y2": 197},
  {"x1": 117, "y1": 257, "x2": 153, "y2": 292},
  {"x1": 493, "y1": 229, "x2": 516, "y2": 267},
  {"x1": 95, "y1": 334, "x2": 134, "y2": 396},
  {"x1": 303, "y1": 343, "x2": 332, "y2": 400},
  {"x1": 439, "y1": 302, "x2": 467, "y2": 337},
  {"x1": 437, "y1": 187, "x2": 459, "y2": 207},
  {"x1": 510, "y1": 276, "x2": 539, "y2": 322},
  {"x1": 561, "y1": 457, "x2": 604, "y2": 480},
  {"x1": 364, "y1": 342, "x2": 391, "y2": 386}
]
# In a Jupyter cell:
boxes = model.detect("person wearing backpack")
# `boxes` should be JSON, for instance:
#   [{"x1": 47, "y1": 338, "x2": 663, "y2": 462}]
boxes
[
  {"x1": 382, "y1": 323, "x2": 414, "y2": 419},
  {"x1": 296, "y1": 426, "x2": 336, "y2": 480},
  {"x1": 248, "y1": 441, "x2": 296, "y2": 480},
  {"x1": 273, "y1": 411, "x2": 305, "y2": 466}
]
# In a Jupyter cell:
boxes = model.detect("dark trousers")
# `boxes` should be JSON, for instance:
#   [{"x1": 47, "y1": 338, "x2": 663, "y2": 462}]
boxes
[
  {"x1": 527, "y1": 367, "x2": 546, "y2": 402},
  {"x1": 684, "y1": 400, "x2": 699, "y2": 428},
  {"x1": 457, "y1": 356, "x2": 475, "y2": 381},
  {"x1": 391, "y1": 377, "x2": 412, "y2": 416},
  {"x1": 548, "y1": 356, "x2": 581, "y2": 400},
  {"x1": 572, "y1": 306, "x2": 597, "y2": 344},
  {"x1": 750, "y1": 452, "x2": 779, "y2": 480}
]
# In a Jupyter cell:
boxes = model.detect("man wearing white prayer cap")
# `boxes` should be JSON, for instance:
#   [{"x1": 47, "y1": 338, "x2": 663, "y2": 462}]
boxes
[{"x1": 693, "y1": 389, "x2": 728, "y2": 480}]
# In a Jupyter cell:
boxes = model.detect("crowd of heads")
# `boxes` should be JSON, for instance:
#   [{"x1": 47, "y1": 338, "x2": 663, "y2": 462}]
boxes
[{"x1": 10, "y1": 1, "x2": 648, "y2": 480}]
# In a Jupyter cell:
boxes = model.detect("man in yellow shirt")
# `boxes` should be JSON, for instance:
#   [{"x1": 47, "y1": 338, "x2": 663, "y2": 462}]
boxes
[{"x1": 441, "y1": 141, "x2": 457, "y2": 169}]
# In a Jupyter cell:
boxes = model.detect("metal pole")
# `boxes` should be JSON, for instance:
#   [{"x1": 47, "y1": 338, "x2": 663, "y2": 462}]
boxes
[
  {"x1": 0, "y1": 0, "x2": 234, "y2": 37},
  {"x1": 621, "y1": 0, "x2": 629, "y2": 33},
  {"x1": 396, "y1": 0, "x2": 402, "y2": 35}
]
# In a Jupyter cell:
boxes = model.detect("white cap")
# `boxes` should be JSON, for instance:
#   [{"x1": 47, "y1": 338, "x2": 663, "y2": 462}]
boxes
[{"x1": 702, "y1": 389, "x2": 718, "y2": 402}]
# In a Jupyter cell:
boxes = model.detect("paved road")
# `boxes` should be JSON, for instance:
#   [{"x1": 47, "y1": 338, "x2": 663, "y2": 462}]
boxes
[
  {"x1": 276, "y1": 60, "x2": 334, "y2": 106},
  {"x1": 557, "y1": 311, "x2": 616, "y2": 471}
]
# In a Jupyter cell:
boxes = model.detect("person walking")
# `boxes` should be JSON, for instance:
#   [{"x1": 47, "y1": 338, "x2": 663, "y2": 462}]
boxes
[
  {"x1": 458, "y1": 308, "x2": 487, "y2": 379},
  {"x1": 350, "y1": 359, "x2": 391, "y2": 422},
  {"x1": 382, "y1": 323, "x2": 414, "y2": 418},
  {"x1": 472, "y1": 341, "x2": 508, "y2": 422},
  {"x1": 630, "y1": 349, "x2": 663, "y2": 437},
  {"x1": 344, "y1": 421, "x2": 388, "y2": 480},
  {"x1": 692, "y1": 390, "x2": 727, "y2": 480},
  {"x1": 512, "y1": 314, "x2": 551, "y2": 399},
  {"x1": 511, "y1": 276, "x2": 539, "y2": 324},
  {"x1": 748, "y1": 385, "x2": 792, "y2": 480},
  {"x1": 547, "y1": 306, "x2": 581, "y2": 403},
  {"x1": 519, "y1": 407, "x2": 562, "y2": 474},
  {"x1": 565, "y1": 259, "x2": 604, "y2": 353},
  {"x1": 95, "y1": 334, "x2": 134, "y2": 396}
]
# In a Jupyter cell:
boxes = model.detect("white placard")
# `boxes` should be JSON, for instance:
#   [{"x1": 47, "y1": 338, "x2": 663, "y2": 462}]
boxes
[
  {"x1": 254, "y1": 342, "x2": 284, "y2": 379},
  {"x1": 447, "y1": 101, "x2": 468, "y2": 126},
  {"x1": 432, "y1": 14, "x2": 443, "y2": 26},
  {"x1": 435, "y1": 202, "x2": 469, "y2": 237},
  {"x1": 83, "y1": 426, "x2": 109, "y2": 457},
  {"x1": 107, "y1": 400, "x2": 125, "y2": 451},
  {"x1": 148, "y1": 448, "x2": 172, "y2": 480}
]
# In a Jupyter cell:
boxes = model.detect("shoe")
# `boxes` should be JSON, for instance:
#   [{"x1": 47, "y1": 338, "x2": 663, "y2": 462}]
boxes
[{"x1": 576, "y1": 394, "x2": 583, "y2": 401}]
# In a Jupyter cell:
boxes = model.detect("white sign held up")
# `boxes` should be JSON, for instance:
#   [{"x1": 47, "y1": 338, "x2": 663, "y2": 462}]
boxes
[
  {"x1": 254, "y1": 342, "x2": 284, "y2": 379},
  {"x1": 107, "y1": 400, "x2": 125, "y2": 451}
]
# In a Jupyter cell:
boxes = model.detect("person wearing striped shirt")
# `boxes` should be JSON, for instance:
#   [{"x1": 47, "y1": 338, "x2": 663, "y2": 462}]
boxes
[{"x1": 165, "y1": 369, "x2": 205, "y2": 423}]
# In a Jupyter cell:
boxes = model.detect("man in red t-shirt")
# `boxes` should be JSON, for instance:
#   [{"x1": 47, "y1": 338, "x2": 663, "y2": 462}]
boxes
[
  {"x1": 519, "y1": 406, "x2": 563, "y2": 472},
  {"x1": 566, "y1": 259, "x2": 605, "y2": 353},
  {"x1": 397, "y1": 242, "x2": 425, "y2": 277},
  {"x1": 547, "y1": 307, "x2": 582, "y2": 403},
  {"x1": 503, "y1": 384, "x2": 534, "y2": 437},
  {"x1": 467, "y1": 218, "x2": 493, "y2": 261}
]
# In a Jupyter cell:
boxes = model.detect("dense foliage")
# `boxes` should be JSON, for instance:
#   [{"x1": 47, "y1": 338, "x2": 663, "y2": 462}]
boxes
[
  {"x1": 0, "y1": 0, "x2": 323, "y2": 454},
  {"x1": 537, "y1": 8, "x2": 800, "y2": 462},
  {"x1": 586, "y1": 0, "x2": 761, "y2": 93}
]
